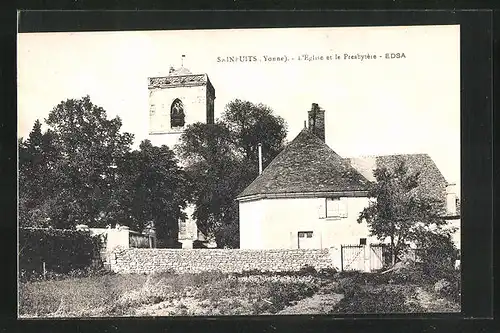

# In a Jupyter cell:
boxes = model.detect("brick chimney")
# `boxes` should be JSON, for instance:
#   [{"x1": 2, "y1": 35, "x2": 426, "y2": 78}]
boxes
[{"x1": 308, "y1": 103, "x2": 325, "y2": 142}]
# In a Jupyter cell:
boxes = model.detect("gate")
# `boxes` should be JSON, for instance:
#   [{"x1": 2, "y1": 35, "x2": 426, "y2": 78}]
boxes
[
  {"x1": 341, "y1": 243, "x2": 389, "y2": 272},
  {"x1": 341, "y1": 244, "x2": 366, "y2": 271},
  {"x1": 369, "y1": 244, "x2": 385, "y2": 271}
]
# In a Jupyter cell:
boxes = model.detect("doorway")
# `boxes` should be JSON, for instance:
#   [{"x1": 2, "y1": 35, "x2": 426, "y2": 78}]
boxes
[{"x1": 298, "y1": 231, "x2": 314, "y2": 249}]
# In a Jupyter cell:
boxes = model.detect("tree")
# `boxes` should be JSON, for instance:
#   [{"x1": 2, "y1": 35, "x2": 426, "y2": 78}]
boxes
[
  {"x1": 176, "y1": 101, "x2": 288, "y2": 247},
  {"x1": 26, "y1": 96, "x2": 134, "y2": 228},
  {"x1": 176, "y1": 123, "x2": 243, "y2": 247},
  {"x1": 113, "y1": 140, "x2": 190, "y2": 247},
  {"x1": 19, "y1": 120, "x2": 61, "y2": 227},
  {"x1": 221, "y1": 99, "x2": 287, "y2": 171},
  {"x1": 357, "y1": 159, "x2": 448, "y2": 265}
]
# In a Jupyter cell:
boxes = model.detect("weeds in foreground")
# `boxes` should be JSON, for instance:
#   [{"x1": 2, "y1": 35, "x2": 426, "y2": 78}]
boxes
[
  {"x1": 19, "y1": 267, "x2": 459, "y2": 317},
  {"x1": 19, "y1": 270, "x2": 321, "y2": 317},
  {"x1": 331, "y1": 283, "x2": 424, "y2": 313},
  {"x1": 19, "y1": 274, "x2": 148, "y2": 317}
]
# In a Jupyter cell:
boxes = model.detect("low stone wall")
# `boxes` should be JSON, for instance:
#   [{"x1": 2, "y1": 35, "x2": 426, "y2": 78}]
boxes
[{"x1": 109, "y1": 248, "x2": 335, "y2": 274}]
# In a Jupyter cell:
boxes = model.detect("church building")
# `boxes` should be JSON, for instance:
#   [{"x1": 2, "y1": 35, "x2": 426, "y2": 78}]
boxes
[{"x1": 147, "y1": 63, "x2": 216, "y2": 248}]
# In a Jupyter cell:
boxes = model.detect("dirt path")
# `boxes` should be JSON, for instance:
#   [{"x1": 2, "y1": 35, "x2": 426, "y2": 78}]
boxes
[
  {"x1": 132, "y1": 279, "x2": 458, "y2": 316},
  {"x1": 277, "y1": 281, "x2": 344, "y2": 315},
  {"x1": 277, "y1": 293, "x2": 344, "y2": 315}
]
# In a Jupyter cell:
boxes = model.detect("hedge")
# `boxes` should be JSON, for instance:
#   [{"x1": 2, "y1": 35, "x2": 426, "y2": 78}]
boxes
[{"x1": 19, "y1": 227, "x2": 103, "y2": 280}]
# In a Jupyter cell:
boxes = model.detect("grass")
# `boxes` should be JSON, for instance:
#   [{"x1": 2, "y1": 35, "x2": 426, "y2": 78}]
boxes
[
  {"x1": 19, "y1": 273, "x2": 148, "y2": 317},
  {"x1": 19, "y1": 270, "x2": 321, "y2": 317},
  {"x1": 19, "y1": 267, "x2": 460, "y2": 317}
]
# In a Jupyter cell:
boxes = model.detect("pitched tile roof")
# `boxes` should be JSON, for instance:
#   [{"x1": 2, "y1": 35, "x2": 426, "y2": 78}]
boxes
[
  {"x1": 237, "y1": 129, "x2": 371, "y2": 199},
  {"x1": 345, "y1": 154, "x2": 448, "y2": 203}
]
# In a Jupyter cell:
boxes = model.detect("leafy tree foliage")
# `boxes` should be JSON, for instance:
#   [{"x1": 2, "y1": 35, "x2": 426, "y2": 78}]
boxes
[
  {"x1": 221, "y1": 99, "x2": 287, "y2": 170},
  {"x1": 19, "y1": 96, "x2": 190, "y2": 246},
  {"x1": 357, "y1": 159, "x2": 449, "y2": 265},
  {"x1": 176, "y1": 100, "x2": 288, "y2": 247},
  {"x1": 41, "y1": 96, "x2": 134, "y2": 227},
  {"x1": 19, "y1": 120, "x2": 61, "y2": 227},
  {"x1": 113, "y1": 140, "x2": 189, "y2": 247},
  {"x1": 412, "y1": 228, "x2": 458, "y2": 274},
  {"x1": 176, "y1": 123, "x2": 243, "y2": 247}
]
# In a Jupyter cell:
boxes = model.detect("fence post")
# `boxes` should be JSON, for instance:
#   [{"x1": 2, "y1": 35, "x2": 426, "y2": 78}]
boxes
[
  {"x1": 42, "y1": 261, "x2": 46, "y2": 280},
  {"x1": 340, "y1": 245, "x2": 344, "y2": 272}
]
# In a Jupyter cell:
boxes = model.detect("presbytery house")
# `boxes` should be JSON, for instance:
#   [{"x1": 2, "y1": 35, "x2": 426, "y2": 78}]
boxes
[{"x1": 236, "y1": 104, "x2": 460, "y2": 252}]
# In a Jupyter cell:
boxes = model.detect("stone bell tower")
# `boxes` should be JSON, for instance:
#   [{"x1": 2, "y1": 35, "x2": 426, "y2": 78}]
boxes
[
  {"x1": 147, "y1": 59, "x2": 216, "y2": 248},
  {"x1": 147, "y1": 61, "x2": 215, "y2": 148}
]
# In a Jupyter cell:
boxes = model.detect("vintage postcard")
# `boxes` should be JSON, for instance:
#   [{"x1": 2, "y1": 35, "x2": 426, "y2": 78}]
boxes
[{"x1": 18, "y1": 25, "x2": 460, "y2": 317}]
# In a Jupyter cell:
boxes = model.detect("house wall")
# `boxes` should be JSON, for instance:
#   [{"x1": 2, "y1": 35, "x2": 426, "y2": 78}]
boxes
[
  {"x1": 239, "y1": 199, "x2": 265, "y2": 249},
  {"x1": 239, "y1": 196, "x2": 376, "y2": 250},
  {"x1": 89, "y1": 228, "x2": 130, "y2": 251},
  {"x1": 178, "y1": 203, "x2": 198, "y2": 248}
]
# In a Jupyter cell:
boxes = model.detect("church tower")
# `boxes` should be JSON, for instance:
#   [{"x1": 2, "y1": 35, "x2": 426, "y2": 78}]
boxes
[
  {"x1": 148, "y1": 64, "x2": 215, "y2": 148},
  {"x1": 147, "y1": 61, "x2": 216, "y2": 248}
]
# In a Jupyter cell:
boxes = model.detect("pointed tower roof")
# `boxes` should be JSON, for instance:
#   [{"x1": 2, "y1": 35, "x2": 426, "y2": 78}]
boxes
[
  {"x1": 237, "y1": 129, "x2": 371, "y2": 201},
  {"x1": 168, "y1": 66, "x2": 193, "y2": 76}
]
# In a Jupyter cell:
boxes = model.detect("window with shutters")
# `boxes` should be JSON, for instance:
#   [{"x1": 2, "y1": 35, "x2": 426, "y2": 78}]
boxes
[
  {"x1": 298, "y1": 231, "x2": 313, "y2": 238},
  {"x1": 326, "y1": 197, "x2": 348, "y2": 218}
]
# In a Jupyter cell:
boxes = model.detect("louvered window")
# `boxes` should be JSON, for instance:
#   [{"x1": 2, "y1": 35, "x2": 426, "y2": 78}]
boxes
[{"x1": 171, "y1": 98, "x2": 185, "y2": 127}]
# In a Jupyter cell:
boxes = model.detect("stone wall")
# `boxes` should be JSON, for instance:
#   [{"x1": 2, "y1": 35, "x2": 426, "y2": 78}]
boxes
[{"x1": 109, "y1": 248, "x2": 336, "y2": 274}]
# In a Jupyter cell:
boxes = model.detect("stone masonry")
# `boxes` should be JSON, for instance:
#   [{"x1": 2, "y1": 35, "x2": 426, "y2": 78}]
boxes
[{"x1": 109, "y1": 248, "x2": 336, "y2": 274}]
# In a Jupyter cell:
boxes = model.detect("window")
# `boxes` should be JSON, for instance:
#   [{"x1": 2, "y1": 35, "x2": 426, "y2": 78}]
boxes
[
  {"x1": 170, "y1": 98, "x2": 185, "y2": 127},
  {"x1": 326, "y1": 198, "x2": 348, "y2": 218},
  {"x1": 359, "y1": 238, "x2": 367, "y2": 245},
  {"x1": 149, "y1": 104, "x2": 156, "y2": 115},
  {"x1": 298, "y1": 231, "x2": 313, "y2": 238}
]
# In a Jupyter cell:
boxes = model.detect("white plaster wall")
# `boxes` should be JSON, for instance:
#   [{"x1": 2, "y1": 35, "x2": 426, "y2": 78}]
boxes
[
  {"x1": 240, "y1": 196, "x2": 375, "y2": 250},
  {"x1": 445, "y1": 218, "x2": 461, "y2": 250},
  {"x1": 179, "y1": 203, "x2": 197, "y2": 240},
  {"x1": 262, "y1": 197, "x2": 324, "y2": 249},
  {"x1": 89, "y1": 228, "x2": 130, "y2": 251},
  {"x1": 239, "y1": 199, "x2": 264, "y2": 249},
  {"x1": 322, "y1": 197, "x2": 378, "y2": 247}
]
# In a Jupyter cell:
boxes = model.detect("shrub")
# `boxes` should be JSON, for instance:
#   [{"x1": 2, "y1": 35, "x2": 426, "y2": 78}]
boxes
[
  {"x1": 332, "y1": 283, "x2": 422, "y2": 313},
  {"x1": 19, "y1": 227, "x2": 103, "y2": 281},
  {"x1": 317, "y1": 267, "x2": 337, "y2": 277},
  {"x1": 412, "y1": 230, "x2": 458, "y2": 282},
  {"x1": 298, "y1": 265, "x2": 317, "y2": 276}
]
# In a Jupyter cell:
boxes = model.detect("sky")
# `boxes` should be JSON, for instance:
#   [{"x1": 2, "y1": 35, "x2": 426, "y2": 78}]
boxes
[{"x1": 17, "y1": 25, "x2": 460, "y2": 194}]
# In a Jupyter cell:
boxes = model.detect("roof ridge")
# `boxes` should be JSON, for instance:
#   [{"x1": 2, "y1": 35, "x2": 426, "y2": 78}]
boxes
[
  {"x1": 237, "y1": 128, "x2": 371, "y2": 199},
  {"x1": 346, "y1": 152, "x2": 430, "y2": 159}
]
